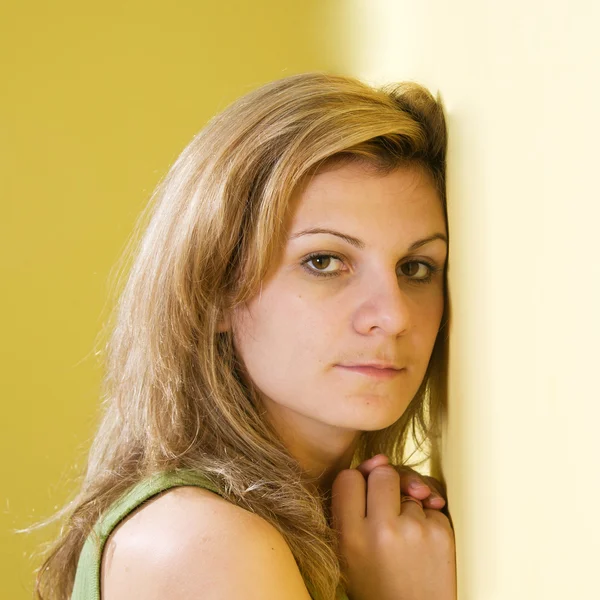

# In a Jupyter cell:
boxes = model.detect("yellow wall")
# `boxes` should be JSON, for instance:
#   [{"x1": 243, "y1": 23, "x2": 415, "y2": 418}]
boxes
[
  {"x1": 345, "y1": 0, "x2": 600, "y2": 597},
  {"x1": 0, "y1": 2, "x2": 344, "y2": 597}
]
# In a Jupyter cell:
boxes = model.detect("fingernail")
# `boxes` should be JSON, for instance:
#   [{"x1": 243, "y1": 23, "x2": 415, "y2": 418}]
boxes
[
  {"x1": 429, "y1": 497, "x2": 446, "y2": 507},
  {"x1": 367, "y1": 455, "x2": 387, "y2": 466}
]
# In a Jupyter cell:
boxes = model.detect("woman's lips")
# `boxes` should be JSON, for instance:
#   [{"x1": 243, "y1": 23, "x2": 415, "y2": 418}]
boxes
[{"x1": 335, "y1": 365, "x2": 405, "y2": 379}]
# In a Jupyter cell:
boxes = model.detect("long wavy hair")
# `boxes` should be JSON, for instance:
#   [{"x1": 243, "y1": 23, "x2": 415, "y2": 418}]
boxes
[{"x1": 33, "y1": 71, "x2": 450, "y2": 600}]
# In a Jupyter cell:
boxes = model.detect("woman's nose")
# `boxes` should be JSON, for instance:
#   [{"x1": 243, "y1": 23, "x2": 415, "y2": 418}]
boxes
[{"x1": 354, "y1": 275, "x2": 413, "y2": 335}]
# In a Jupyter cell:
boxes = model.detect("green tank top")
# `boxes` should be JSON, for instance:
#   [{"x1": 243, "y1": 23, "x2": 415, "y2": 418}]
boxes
[{"x1": 71, "y1": 469, "x2": 348, "y2": 600}]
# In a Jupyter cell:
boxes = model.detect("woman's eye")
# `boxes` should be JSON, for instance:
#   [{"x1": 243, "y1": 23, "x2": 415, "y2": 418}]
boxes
[
  {"x1": 301, "y1": 253, "x2": 344, "y2": 277},
  {"x1": 300, "y1": 253, "x2": 442, "y2": 284},
  {"x1": 400, "y1": 261, "x2": 432, "y2": 281}
]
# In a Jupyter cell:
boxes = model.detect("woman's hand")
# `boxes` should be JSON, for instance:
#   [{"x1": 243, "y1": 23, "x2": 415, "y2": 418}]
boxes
[{"x1": 331, "y1": 455, "x2": 456, "y2": 600}]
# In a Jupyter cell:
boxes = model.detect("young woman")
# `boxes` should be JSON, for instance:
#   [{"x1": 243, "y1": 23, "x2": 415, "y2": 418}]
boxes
[{"x1": 35, "y1": 71, "x2": 455, "y2": 600}]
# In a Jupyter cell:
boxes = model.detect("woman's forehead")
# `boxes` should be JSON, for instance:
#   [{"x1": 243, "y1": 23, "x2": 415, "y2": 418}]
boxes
[{"x1": 289, "y1": 162, "x2": 440, "y2": 220}]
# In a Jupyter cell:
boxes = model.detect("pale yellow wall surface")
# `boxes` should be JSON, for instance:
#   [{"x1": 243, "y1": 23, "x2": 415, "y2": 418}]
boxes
[
  {"x1": 0, "y1": 2, "x2": 345, "y2": 597},
  {"x1": 345, "y1": 0, "x2": 600, "y2": 598}
]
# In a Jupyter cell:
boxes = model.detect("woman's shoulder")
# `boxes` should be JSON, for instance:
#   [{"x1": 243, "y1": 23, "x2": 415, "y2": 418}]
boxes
[
  {"x1": 100, "y1": 484, "x2": 313, "y2": 599},
  {"x1": 104, "y1": 483, "x2": 263, "y2": 551}
]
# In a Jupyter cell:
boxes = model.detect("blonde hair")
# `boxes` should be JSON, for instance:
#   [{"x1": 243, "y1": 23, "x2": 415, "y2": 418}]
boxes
[{"x1": 34, "y1": 71, "x2": 449, "y2": 600}]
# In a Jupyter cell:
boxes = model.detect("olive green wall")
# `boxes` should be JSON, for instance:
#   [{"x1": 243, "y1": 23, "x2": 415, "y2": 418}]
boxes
[{"x1": 0, "y1": 2, "x2": 345, "y2": 597}]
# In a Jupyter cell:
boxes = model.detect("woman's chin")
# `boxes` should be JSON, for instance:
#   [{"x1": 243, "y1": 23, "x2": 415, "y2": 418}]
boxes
[{"x1": 332, "y1": 397, "x2": 410, "y2": 431}]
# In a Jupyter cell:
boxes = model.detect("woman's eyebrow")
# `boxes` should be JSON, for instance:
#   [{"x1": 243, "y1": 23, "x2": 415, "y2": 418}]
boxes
[{"x1": 288, "y1": 227, "x2": 448, "y2": 251}]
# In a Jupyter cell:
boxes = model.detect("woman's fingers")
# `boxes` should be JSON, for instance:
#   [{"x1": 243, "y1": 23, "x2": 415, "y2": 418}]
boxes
[
  {"x1": 423, "y1": 475, "x2": 447, "y2": 499},
  {"x1": 394, "y1": 467, "x2": 446, "y2": 509},
  {"x1": 354, "y1": 457, "x2": 447, "y2": 511},
  {"x1": 330, "y1": 468, "x2": 367, "y2": 531},
  {"x1": 356, "y1": 454, "x2": 389, "y2": 479},
  {"x1": 366, "y1": 465, "x2": 401, "y2": 519},
  {"x1": 367, "y1": 465, "x2": 427, "y2": 520}
]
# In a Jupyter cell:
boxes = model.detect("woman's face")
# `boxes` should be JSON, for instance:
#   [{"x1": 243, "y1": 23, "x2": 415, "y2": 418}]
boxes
[{"x1": 225, "y1": 161, "x2": 447, "y2": 451}]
